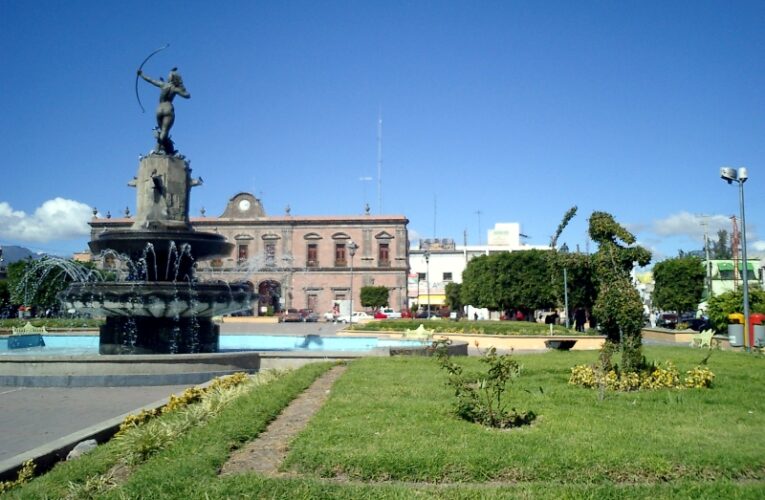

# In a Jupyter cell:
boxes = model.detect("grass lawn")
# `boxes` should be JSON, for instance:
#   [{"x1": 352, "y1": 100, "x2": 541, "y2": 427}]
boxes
[
  {"x1": 7, "y1": 347, "x2": 765, "y2": 498},
  {"x1": 352, "y1": 318, "x2": 578, "y2": 335},
  {"x1": 0, "y1": 317, "x2": 102, "y2": 330}
]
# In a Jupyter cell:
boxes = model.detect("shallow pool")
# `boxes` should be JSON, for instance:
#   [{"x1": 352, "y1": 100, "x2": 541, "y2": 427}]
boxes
[{"x1": 0, "y1": 334, "x2": 426, "y2": 356}]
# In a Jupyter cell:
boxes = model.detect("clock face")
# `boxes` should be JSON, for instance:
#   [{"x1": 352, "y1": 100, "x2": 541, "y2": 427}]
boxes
[{"x1": 238, "y1": 199, "x2": 251, "y2": 211}]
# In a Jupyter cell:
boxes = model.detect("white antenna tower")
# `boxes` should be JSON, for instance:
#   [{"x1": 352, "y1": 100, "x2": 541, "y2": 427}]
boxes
[
  {"x1": 377, "y1": 109, "x2": 383, "y2": 214},
  {"x1": 475, "y1": 210, "x2": 482, "y2": 245}
]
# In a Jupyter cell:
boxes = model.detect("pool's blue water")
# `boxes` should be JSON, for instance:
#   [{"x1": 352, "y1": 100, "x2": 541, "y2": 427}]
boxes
[{"x1": 0, "y1": 334, "x2": 425, "y2": 356}]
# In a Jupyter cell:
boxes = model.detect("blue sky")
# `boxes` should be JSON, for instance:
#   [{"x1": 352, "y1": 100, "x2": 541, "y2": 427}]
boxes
[{"x1": 1, "y1": 0, "x2": 764, "y2": 264}]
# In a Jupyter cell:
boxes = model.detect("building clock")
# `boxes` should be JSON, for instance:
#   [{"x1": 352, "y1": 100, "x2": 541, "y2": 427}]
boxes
[{"x1": 238, "y1": 199, "x2": 251, "y2": 212}]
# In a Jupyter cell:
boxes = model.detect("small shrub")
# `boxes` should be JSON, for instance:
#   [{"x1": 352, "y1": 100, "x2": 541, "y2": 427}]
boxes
[
  {"x1": 569, "y1": 361, "x2": 714, "y2": 391},
  {"x1": 684, "y1": 366, "x2": 715, "y2": 388},
  {"x1": 435, "y1": 340, "x2": 536, "y2": 428},
  {"x1": 117, "y1": 371, "x2": 251, "y2": 435},
  {"x1": 0, "y1": 459, "x2": 35, "y2": 494}
]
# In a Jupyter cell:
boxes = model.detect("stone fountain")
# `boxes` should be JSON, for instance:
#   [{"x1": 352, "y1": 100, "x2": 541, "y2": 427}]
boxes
[{"x1": 60, "y1": 65, "x2": 253, "y2": 354}]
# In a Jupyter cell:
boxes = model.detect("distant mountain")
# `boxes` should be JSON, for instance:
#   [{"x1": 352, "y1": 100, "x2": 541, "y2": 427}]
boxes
[{"x1": 0, "y1": 245, "x2": 38, "y2": 264}]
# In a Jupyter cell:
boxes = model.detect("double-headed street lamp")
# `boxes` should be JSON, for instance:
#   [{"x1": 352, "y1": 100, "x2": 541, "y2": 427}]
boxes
[
  {"x1": 423, "y1": 250, "x2": 431, "y2": 319},
  {"x1": 348, "y1": 241, "x2": 358, "y2": 326},
  {"x1": 720, "y1": 166, "x2": 750, "y2": 349}
]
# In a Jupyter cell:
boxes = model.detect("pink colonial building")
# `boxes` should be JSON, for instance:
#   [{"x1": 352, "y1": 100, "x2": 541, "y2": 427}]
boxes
[{"x1": 89, "y1": 192, "x2": 410, "y2": 316}]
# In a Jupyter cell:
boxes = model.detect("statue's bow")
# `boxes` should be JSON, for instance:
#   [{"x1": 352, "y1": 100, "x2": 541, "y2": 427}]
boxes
[{"x1": 135, "y1": 43, "x2": 170, "y2": 113}]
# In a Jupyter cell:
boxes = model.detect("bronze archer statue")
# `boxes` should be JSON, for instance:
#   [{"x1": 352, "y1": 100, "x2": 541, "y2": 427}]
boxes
[{"x1": 137, "y1": 66, "x2": 190, "y2": 155}]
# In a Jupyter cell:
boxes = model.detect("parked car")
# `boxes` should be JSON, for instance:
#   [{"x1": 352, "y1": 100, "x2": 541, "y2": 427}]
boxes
[
  {"x1": 300, "y1": 309, "x2": 319, "y2": 322},
  {"x1": 280, "y1": 308, "x2": 303, "y2": 322},
  {"x1": 656, "y1": 313, "x2": 678, "y2": 329},
  {"x1": 679, "y1": 313, "x2": 710, "y2": 332},
  {"x1": 323, "y1": 311, "x2": 337, "y2": 322},
  {"x1": 374, "y1": 308, "x2": 402, "y2": 319},
  {"x1": 336, "y1": 311, "x2": 372, "y2": 324}
]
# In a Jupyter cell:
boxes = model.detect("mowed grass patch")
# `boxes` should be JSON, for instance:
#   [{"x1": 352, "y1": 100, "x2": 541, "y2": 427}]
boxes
[
  {"x1": 352, "y1": 319, "x2": 574, "y2": 335},
  {"x1": 285, "y1": 347, "x2": 765, "y2": 484}
]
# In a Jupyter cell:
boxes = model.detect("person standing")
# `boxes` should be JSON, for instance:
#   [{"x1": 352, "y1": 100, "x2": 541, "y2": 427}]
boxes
[{"x1": 574, "y1": 307, "x2": 586, "y2": 332}]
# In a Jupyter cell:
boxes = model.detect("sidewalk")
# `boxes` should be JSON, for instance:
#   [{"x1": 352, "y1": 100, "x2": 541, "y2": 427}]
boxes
[{"x1": 0, "y1": 383, "x2": 194, "y2": 476}]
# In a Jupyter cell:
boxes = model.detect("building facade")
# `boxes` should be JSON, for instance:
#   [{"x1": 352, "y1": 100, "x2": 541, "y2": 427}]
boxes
[
  {"x1": 701, "y1": 259, "x2": 763, "y2": 298},
  {"x1": 408, "y1": 223, "x2": 548, "y2": 315},
  {"x1": 89, "y1": 192, "x2": 409, "y2": 316}
]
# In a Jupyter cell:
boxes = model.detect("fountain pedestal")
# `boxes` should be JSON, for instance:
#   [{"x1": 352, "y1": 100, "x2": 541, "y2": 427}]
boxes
[
  {"x1": 99, "y1": 317, "x2": 219, "y2": 354},
  {"x1": 62, "y1": 154, "x2": 254, "y2": 355}
]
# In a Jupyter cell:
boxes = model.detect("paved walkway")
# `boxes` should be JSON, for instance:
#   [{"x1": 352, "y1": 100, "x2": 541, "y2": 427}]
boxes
[
  {"x1": 220, "y1": 365, "x2": 347, "y2": 477},
  {"x1": 0, "y1": 384, "x2": 194, "y2": 462}
]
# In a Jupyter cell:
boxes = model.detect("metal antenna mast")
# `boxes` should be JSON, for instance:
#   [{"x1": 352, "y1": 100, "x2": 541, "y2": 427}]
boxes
[{"x1": 377, "y1": 109, "x2": 383, "y2": 214}]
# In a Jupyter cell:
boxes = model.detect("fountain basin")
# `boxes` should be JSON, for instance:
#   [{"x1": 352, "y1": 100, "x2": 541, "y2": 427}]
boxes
[
  {"x1": 89, "y1": 230, "x2": 233, "y2": 281},
  {"x1": 61, "y1": 282, "x2": 252, "y2": 318},
  {"x1": 0, "y1": 351, "x2": 261, "y2": 387}
]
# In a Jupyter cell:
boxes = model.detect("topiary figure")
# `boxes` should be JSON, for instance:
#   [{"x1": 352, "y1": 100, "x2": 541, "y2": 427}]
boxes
[{"x1": 588, "y1": 212, "x2": 651, "y2": 373}]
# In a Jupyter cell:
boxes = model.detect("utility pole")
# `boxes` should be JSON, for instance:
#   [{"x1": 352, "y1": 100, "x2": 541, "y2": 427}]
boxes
[{"x1": 697, "y1": 214, "x2": 713, "y2": 298}]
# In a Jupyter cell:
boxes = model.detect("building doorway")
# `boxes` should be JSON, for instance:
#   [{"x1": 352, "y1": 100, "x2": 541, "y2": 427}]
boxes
[{"x1": 258, "y1": 280, "x2": 282, "y2": 315}]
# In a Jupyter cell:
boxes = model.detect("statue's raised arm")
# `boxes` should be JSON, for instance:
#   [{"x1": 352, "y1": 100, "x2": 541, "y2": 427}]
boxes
[{"x1": 137, "y1": 67, "x2": 190, "y2": 155}]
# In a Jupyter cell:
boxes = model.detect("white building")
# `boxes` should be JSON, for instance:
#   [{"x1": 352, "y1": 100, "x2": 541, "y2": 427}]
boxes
[{"x1": 408, "y1": 223, "x2": 547, "y2": 316}]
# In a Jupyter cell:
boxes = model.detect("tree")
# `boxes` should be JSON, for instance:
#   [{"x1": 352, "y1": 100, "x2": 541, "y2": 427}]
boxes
[
  {"x1": 461, "y1": 255, "x2": 497, "y2": 310},
  {"x1": 0, "y1": 279, "x2": 10, "y2": 308},
  {"x1": 444, "y1": 282, "x2": 463, "y2": 313},
  {"x1": 360, "y1": 286, "x2": 389, "y2": 309},
  {"x1": 549, "y1": 250, "x2": 596, "y2": 314},
  {"x1": 652, "y1": 256, "x2": 705, "y2": 314},
  {"x1": 494, "y1": 250, "x2": 556, "y2": 314},
  {"x1": 589, "y1": 211, "x2": 651, "y2": 372},
  {"x1": 706, "y1": 287, "x2": 765, "y2": 332},
  {"x1": 549, "y1": 206, "x2": 578, "y2": 249},
  {"x1": 712, "y1": 229, "x2": 732, "y2": 259},
  {"x1": 461, "y1": 250, "x2": 555, "y2": 315}
]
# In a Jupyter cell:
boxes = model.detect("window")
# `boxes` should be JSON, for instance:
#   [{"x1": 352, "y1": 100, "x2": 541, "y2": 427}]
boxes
[
  {"x1": 335, "y1": 243, "x2": 347, "y2": 267},
  {"x1": 306, "y1": 243, "x2": 318, "y2": 267},
  {"x1": 378, "y1": 242, "x2": 390, "y2": 267},
  {"x1": 443, "y1": 272, "x2": 453, "y2": 281},
  {"x1": 265, "y1": 242, "x2": 276, "y2": 267},
  {"x1": 238, "y1": 244, "x2": 248, "y2": 262},
  {"x1": 307, "y1": 294, "x2": 318, "y2": 311}
]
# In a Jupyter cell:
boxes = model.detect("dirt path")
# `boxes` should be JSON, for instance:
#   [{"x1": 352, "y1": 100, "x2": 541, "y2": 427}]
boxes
[{"x1": 220, "y1": 364, "x2": 347, "y2": 477}]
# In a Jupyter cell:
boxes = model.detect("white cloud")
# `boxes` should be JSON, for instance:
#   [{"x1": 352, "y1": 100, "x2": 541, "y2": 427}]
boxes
[
  {"x1": 752, "y1": 241, "x2": 765, "y2": 252},
  {"x1": 651, "y1": 212, "x2": 737, "y2": 241},
  {"x1": 0, "y1": 198, "x2": 91, "y2": 243}
]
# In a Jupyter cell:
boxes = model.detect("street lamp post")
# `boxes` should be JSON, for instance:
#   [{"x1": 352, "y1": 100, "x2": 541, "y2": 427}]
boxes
[
  {"x1": 560, "y1": 243, "x2": 570, "y2": 329},
  {"x1": 348, "y1": 241, "x2": 358, "y2": 326},
  {"x1": 720, "y1": 167, "x2": 750, "y2": 349},
  {"x1": 424, "y1": 250, "x2": 431, "y2": 319}
]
